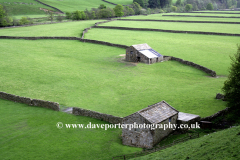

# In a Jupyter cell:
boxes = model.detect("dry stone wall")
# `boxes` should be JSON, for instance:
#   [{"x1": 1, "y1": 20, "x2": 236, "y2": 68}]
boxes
[
  {"x1": 162, "y1": 15, "x2": 240, "y2": 18},
  {"x1": 0, "y1": 91, "x2": 60, "y2": 111},
  {"x1": 72, "y1": 107, "x2": 123, "y2": 124},
  {"x1": 35, "y1": 0, "x2": 64, "y2": 13},
  {"x1": 94, "y1": 26, "x2": 240, "y2": 36},
  {"x1": 0, "y1": 36, "x2": 81, "y2": 40},
  {"x1": 164, "y1": 56, "x2": 216, "y2": 77},
  {"x1": 117, "y1": 19, "x2": 240, "y2": 24},
  {"x1": 200, "y1": 107, "x2": 230, "y2": 121}
]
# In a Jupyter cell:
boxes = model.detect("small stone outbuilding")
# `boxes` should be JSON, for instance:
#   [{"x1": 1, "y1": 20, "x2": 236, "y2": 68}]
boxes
[
  {"x1": 126, "y1": 43, "x2": 163, "y2": 64},
  {"x1": 122, "y1": 100, "x2": 178, "y2": 148}
]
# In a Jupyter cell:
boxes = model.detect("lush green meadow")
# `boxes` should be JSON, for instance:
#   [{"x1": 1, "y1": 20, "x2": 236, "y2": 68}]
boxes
[
  {"x1": 122, "y1": 14, "x2": 240, "y2": 22},
  {"x1": 40, "y1": 0, "x2": 115, "y2": 13},
  {"x1": 0, "y1": 37, "x2": 229, "y2": 117},
  {"x1": 0, "y1": 99, "x2": 141, "y2": 159},
  {"x1": 162, "y1": 12, "x2": 240, "y2": 17},
  {"x1": 0, "y1": 20, "x2": 103, "y2": 37},
  {"x1": 99, "y1": 20, "x2": 240, "y2": 34},
  {"x1": 132, "y1": 126, "x2": 240, "y2": 160},
  {"x1": 0, "y1": 0, "x2": 54, "y2": 16}
]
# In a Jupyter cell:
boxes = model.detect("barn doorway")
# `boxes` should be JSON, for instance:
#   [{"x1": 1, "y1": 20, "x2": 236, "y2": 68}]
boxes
[{"x1": 137, "y1": 56, "x2": 140, "y2": 62}]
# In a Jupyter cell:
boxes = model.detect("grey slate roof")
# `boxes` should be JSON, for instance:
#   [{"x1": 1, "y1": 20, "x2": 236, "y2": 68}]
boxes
[
  {"x1": 132, "y1": 43, "x2": 152, "y2": 51},
  {"x1": 138, "y1": 101, "x2": 178, "y2": 124}
]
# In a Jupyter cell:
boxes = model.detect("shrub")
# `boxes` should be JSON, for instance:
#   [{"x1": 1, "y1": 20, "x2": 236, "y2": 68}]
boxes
[
  {"x1": 185, "y1": 4, "x2": 192, "y2": 12},
  {"x1": 206, "y1": 3, "x2": 213, "y2": 10},
  {"x1": 171, "y1": 6, "x2": 177, "y2": 12},
  {"x1": 114, "y1": 4, "x2": 124, "y2": 17},
  {"x1": 19, "y1": 17, "x2": 29, "y2": 25},
  {"x1": 66, "y1": 12, "x2": 72, "y2": 19}
]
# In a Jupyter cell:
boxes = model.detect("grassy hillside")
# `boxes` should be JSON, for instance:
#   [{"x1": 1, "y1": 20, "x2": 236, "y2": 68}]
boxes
[
  {"x1": 131, "y1": 126, "x2": 240, "y2": 160},
  {"x1": 0, "y1": 0, "x2": 55, "y2": 16},
  {"x1": 0, "y1": 99, "x2": 141, "y2": 160},
  {"x1": 39, "y1": 0, "x2": 115, "y2": 13}
]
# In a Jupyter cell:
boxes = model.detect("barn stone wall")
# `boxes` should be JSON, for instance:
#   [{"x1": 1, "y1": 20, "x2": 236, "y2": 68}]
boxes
[
  {"x1": 126, "y1": 46, "x2": 163, "y2": 64},
  {"x1": 122, "y1": 112, "x2": 154, "y2": 148},
  {"x1": 72, "y1": 107, "x2": 123, "y2": 124},
  {"x1": 0, "y1": 91, "x2": 60, "y2": 111},
  {"x1": 153, "y1": 114, "x2": 178, "y2": 146}
]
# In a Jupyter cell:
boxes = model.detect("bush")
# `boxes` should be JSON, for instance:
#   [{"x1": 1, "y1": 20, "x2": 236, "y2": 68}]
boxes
[
  {"x1": 171, "y1": 6, "x2": 177, "y2": 12},
  {"x1": 185, "y1": 4, "x2": 192, "y2": 12},
  {"x1": 66, "y1": 12, "x2": 72, "y2": 19},
  {"x1": 19, "y1": 17, "x2": 29, "y2": 25},
  {"x1": 206, "y1": 3, "x2": 213, "y2": 10}
]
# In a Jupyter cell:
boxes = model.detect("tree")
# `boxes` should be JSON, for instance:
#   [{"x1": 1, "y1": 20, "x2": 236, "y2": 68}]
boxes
[
  {"x1": 98, "y1": 4, "x2": 106, "y2": 9},
  {"x1": 171, "y1": 6, "x2": 177, "y2": 11},
  {"x1": 185, "y1": 4, "x2": 192, "y2": 11},
  {"x1": 176, "y1": 0, "x2": 181, "y2": 6},
  {"x1": 46, "y1": 11, "x2": 54, "y2": 22},
  {"x1": 222, "y1": 45, "x2": 240, "y2": 111},
  {"x1": 206, "y1": 3, "x2": 213, "y2": 10},
  {"x1": 129, "y1": 8, "x2": 135, "y2": 15},
  {"x1": 66, "y1": 12, "x2": 72, "y2": 19},
  {"x1": 114, "y1": 4, "x2": 124, "y2": 17},
  {"x1": 0, "y1": 4, "x2": 12, "y2": 27},
  {"x1": 19, "y1": 17, "x2": 29, "y2": 25},
  {"x1": 133, "y1": 0, "x2": 144, "y2": 7},
  {"x1": 148, "y1": 0, "x2": 160, "y2": 8},
  {"x1": 132, "y1": 2, "x2": 142, "y2": 14}
]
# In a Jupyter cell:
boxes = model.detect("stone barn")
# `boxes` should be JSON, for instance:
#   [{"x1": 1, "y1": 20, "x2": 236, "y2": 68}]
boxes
[
  {"x1": 122, "y1": 100, "x2": 178, "y2": 148},
  {"x1": 126, "y1": 43, "x2": 163, "y2": 64}
]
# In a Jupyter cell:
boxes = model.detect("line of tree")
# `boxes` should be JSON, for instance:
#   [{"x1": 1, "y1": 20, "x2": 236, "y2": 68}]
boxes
[{"x1": 65, "y1": 3, "x2": 143, "y2": 20}]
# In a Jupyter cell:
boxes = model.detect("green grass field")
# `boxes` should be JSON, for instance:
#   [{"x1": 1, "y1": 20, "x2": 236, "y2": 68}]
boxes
[
  {"x1": 122, "y1": 14, "x2": 240, "y2": 22},
  {"x1": 0, "y1": 99, "x2": 141, "y2": 160},
  {"x1": 0, "y1": 20, "x2": 103, "y2": 37},
  {"x1": 131, "y1": 126, "x2": 240, "y2": 160},
  {"x1": 163, "y1": 12, "x2": 240, "y2": 17},
  {"x1": 40, "y1": 0, "x2": 115, "y2": 13},
  {"x1": 99, "y1": 20, "x2": 240, "y2": 34},
  {"x1": 0, "y1": 0, "x2": 55, "y2": 16}
]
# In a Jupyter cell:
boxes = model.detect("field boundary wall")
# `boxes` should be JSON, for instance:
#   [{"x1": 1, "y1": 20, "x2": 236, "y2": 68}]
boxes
[
  {"x1": 35, "y1": 0, "x2": 64, "y2": 14},
  {"x1": 72, "y1": 107, "x2": 123, "y2": 124},
  {"x1": 162, "y1": 15, "x2": 240, "y2": 18},
  {"x1": 164, "y1": 56, "x2": 216, "y2": 77},
  {"x1": 94, "y1": 26, "x2": 240, "y2": 36},
  {"x1": 116, "y1": 19, "x2": 240, "y2": 24},
  {"x1": 0, "y1": 91, "x2": 60, "y2": 111},
  {"x1": 200, "y1": 107, "x2": 230, "y2": 121}
]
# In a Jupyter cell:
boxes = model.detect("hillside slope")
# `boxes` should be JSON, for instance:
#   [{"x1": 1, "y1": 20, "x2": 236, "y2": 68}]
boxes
[{"x1": 132, "y1": 126, "x2": 240, "y2": 160}]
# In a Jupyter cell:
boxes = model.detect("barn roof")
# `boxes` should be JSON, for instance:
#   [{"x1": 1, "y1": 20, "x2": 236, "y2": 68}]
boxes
[
  {"x1": 132, "y1": 43, "x2": 162, "y2": 58},
  {"x1": 140, "y1": 49, "x2": 162, "y2": 58},
  {"x1": 132, "y1": 43, "x2": 152, "y2": 51},
  {"x1": 138, "y1": 101, "x2": 178, "y2": 124}
]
